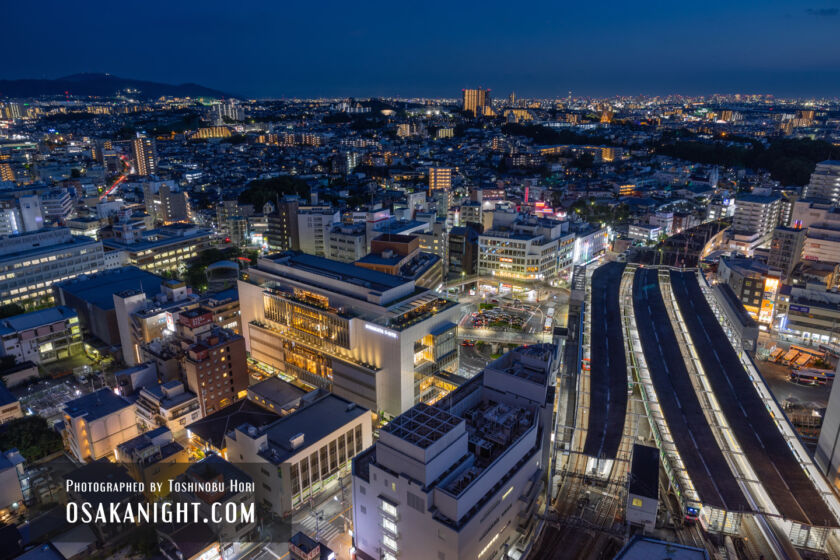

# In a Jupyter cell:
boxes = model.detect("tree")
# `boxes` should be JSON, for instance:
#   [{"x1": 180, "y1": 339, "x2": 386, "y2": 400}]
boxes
[
  {"x1": 0, "y1": 303, "x2": 25, "y2": 319},
  {"x1": 238, "y1": 176, "x2": 310, "y2": 208},
  {"x1": 0, "y1": 416, "x2": 63, "y2": 462}
]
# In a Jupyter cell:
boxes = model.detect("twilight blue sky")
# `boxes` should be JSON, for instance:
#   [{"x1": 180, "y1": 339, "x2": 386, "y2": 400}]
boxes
[{"x1": 3, "y1": 0, "x2": 840, "y2": 98}]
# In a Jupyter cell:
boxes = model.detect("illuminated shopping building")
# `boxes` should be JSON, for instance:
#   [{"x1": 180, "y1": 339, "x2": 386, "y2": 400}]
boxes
[{"x1": 238, "y1": 252, "x2": 462, "y2": 417}]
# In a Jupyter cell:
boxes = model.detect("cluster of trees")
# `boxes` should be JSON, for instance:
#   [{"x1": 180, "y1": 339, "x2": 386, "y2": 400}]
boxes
[
  {"x1": 566, "y1": 198, "x2": 632, "y2": 224},
  {"x1": 655, "y1": 136, "x2": 836, "y2": 186},
  {"x1": 501, "y1": 123, "x2": 615, "y2": 147},
  {"x1": 0, "y1": 416, "x2": 63, "y2": 462},
  {"x1": 182, "y1": 246, "x2": 259, "y2": 292},
  {"x1": 237, "y1": 175, "x2": 310, "y2": 209}
]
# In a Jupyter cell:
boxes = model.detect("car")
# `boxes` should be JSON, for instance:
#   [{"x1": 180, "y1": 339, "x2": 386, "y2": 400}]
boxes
[{"x1": 461, "y1": 340, "x2": 475, "y2": 347}]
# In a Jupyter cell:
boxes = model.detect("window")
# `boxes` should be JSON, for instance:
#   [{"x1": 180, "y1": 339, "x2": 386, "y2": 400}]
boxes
[
  {"x1": 631, "y1": 498, "x2": 643, "y2": 507},
  {"x1": 360, "y1": 505, "x2": 366, "y2": 514},
  {"x1": 382, "y1": 518, "x2": 398, "y2": 535},
  {"x1": 383, "y1": 536, "x2": 398, "y2": 552},
  {"x1": 359, "y1": 485, "x2": 366, "y2": 495}
]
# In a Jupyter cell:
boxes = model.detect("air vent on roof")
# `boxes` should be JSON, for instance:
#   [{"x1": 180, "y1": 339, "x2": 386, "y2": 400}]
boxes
[{"x1": 290, "y1": 433, "x2": 305, "y2": 449}]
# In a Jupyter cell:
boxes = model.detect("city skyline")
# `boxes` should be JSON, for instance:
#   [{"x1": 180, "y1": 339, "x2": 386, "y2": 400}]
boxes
[{"x1": 4, "y1": 0, "x2": 840, "y2": 98}]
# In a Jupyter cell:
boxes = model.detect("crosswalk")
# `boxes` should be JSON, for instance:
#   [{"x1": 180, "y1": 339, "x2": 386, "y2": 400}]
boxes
[{"x1": 294, "y1": 513, "x2": 341, "y2": 543}]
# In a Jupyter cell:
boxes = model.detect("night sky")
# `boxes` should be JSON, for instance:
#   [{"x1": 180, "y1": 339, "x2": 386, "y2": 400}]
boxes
[{"x1": 4, "y1": 0, "x2": 840, "y2": 98}]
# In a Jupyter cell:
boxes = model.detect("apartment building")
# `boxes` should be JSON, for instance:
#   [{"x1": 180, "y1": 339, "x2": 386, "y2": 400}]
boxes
[
  {"x1": 0, "y1": 306, "x2": 82, "y2": 364},
  {"x1": 135, "y1": 380, "x2": 202, "y2": 435},
  {"x1": 804, "y1": 160, "x2": 840, "y2": 204},
  {"x1": 238, "y1": 252, "x2": 462, "y2": 416}
]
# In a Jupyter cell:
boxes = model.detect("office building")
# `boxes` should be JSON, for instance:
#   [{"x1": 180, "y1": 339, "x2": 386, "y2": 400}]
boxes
[
  {"x1": 297, "y1": 206, "x2": 340, "y2": 257},
  {"x1": 718, "y1": 256, "x2": 781, "y2": 325},
  {"x1": 40, "y1": 189, "x2": 74, "y2": 224},
  {"x1": 238, "y1": 252, "x2": 462, "y2": 416},
  {"x1": 327, "y1": 223, "x2": 368, "y2": 263},
  {"x1": 628, "y1": 223, "x2": 662, "y2": 243},
  {"x1": 804, "y1": 161, "x2": 840, "y2": 204},
  {"x1": 0, "y1": 306, "x2": 82, "y2": 364},
  {"x1": 804, "y1": 221, "x2": 840, "y2": 265},
  {"x1": 463, "y1": 88, "x2": 491, "y2": 117},
  {"x1": 101, "y1": 224, "x2": 212, "y2": 275},
  {"x1": 776, "y1": 284, "x2": 840, "y2": 346},
  {"x1": 62, "y1": 389, "x2": 138, "y2": 462},
  {"x1": 55, "y1": 266, "x2": 166, "y2": 347},
  {"x1": 132, "y1": 136, "x2": 157, "y2": 176},
  {"x1": 768, "y1": 226, "x2": 806, "y2": 279},
  {"x1": 0, "y1": 228, "x2": 105, "y2": 307},
  {"x1": 266, "y1": 198, "x2": 300, "y2": 252},
  {"x1": 478, "y1": 216, "x2": 570, "y2": 282},
  {"x1": 226, "y1": 392, "x2": 372, "y2": 517},
  {"x1": 448, "y1": 225, "x2": 480, "y2": 277},
  {"x1": 352, "y1": 345, "x2": 555, "y2": 560}
]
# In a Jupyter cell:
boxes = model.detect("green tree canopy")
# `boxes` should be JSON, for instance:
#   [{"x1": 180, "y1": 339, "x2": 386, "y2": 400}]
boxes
[{"x1": 238, "y1": 176, "x2": 310, "y2": 209}]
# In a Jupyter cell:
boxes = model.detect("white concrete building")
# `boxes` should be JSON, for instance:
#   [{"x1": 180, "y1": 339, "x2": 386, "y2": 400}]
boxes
[
  {"x1": 351, "y1": 345, "x2": 555, "y2": 560},
  {"x1": 0, "y1": 228, "x2": 104, "y2": 306},
  {"x1": 226, "y1": 391, "x2": 372, "y2": 517},
  {"x1": 238, "y1": 252, "x2": 462, "y2": 417},
  {"x1": 327, "y1": 223, "x2": 368, "y2": 263},
  {"x1": 62, "y1": 388, "x2": 138, "y2": 462},
  {"x1": 297, "y1": 206, "x2": 340, "y2": 257},
  {"x1": 804, "y1": 160, "x2": 840, "y2": 204}
]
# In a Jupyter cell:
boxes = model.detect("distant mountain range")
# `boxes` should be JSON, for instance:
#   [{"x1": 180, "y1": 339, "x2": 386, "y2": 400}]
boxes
[{"x1": 0, "y1": 73, "x2": 232, "y2": 100}]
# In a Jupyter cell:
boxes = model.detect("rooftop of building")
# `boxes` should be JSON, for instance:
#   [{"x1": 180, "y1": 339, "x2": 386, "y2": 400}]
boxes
[
  {"x1": 0, "y1": 306, "x2": 77, "y2": 335},
  {"x1": 101, "y1": 225, "x2": 211, "y2": 251},
  {"x1": 186, "y1": 399, "x2": 280, "y2": 450},
  {"x1": 735, "y1": 192, "x2": 781, "y2": 203},
  {"x1": 265, "y1": 251, "x2": 411, "y2": 293},
  {"x1": 614, "y1": 536, "x2": 709, "y2": 560},
  {"x1": 56, "y1": 266, "x2": 164, "y2": 310},
  {"x1": 181, "y1": 453, "x2": 252, "y2": 501},
  {"x1": 628, "y1": 444, "x2": 659, "y2": 500},
  {"x1": 248, "y1": 377, "x2": 307, "y2": 408},
  {"x1": 140, "y1": 382, "x2": 197, "y2": 409},
  {"x1": 116, "y1": 427, "x2": 184, "y2": 466},
  {"x1": 63, "y1": 388, "x2": 133, "y2": 421},
  {"x1": 246, "y1": 393, "x2": 368, "y2": 465},
  {"x1": 381, "y1": 402, "x2": 461, "y2": 450}
]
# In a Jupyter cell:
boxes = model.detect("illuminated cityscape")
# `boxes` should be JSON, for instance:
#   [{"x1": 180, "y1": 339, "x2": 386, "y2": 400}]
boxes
[{"x1": 2, "y1": 2, "x2": 840, "y2": 560}]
